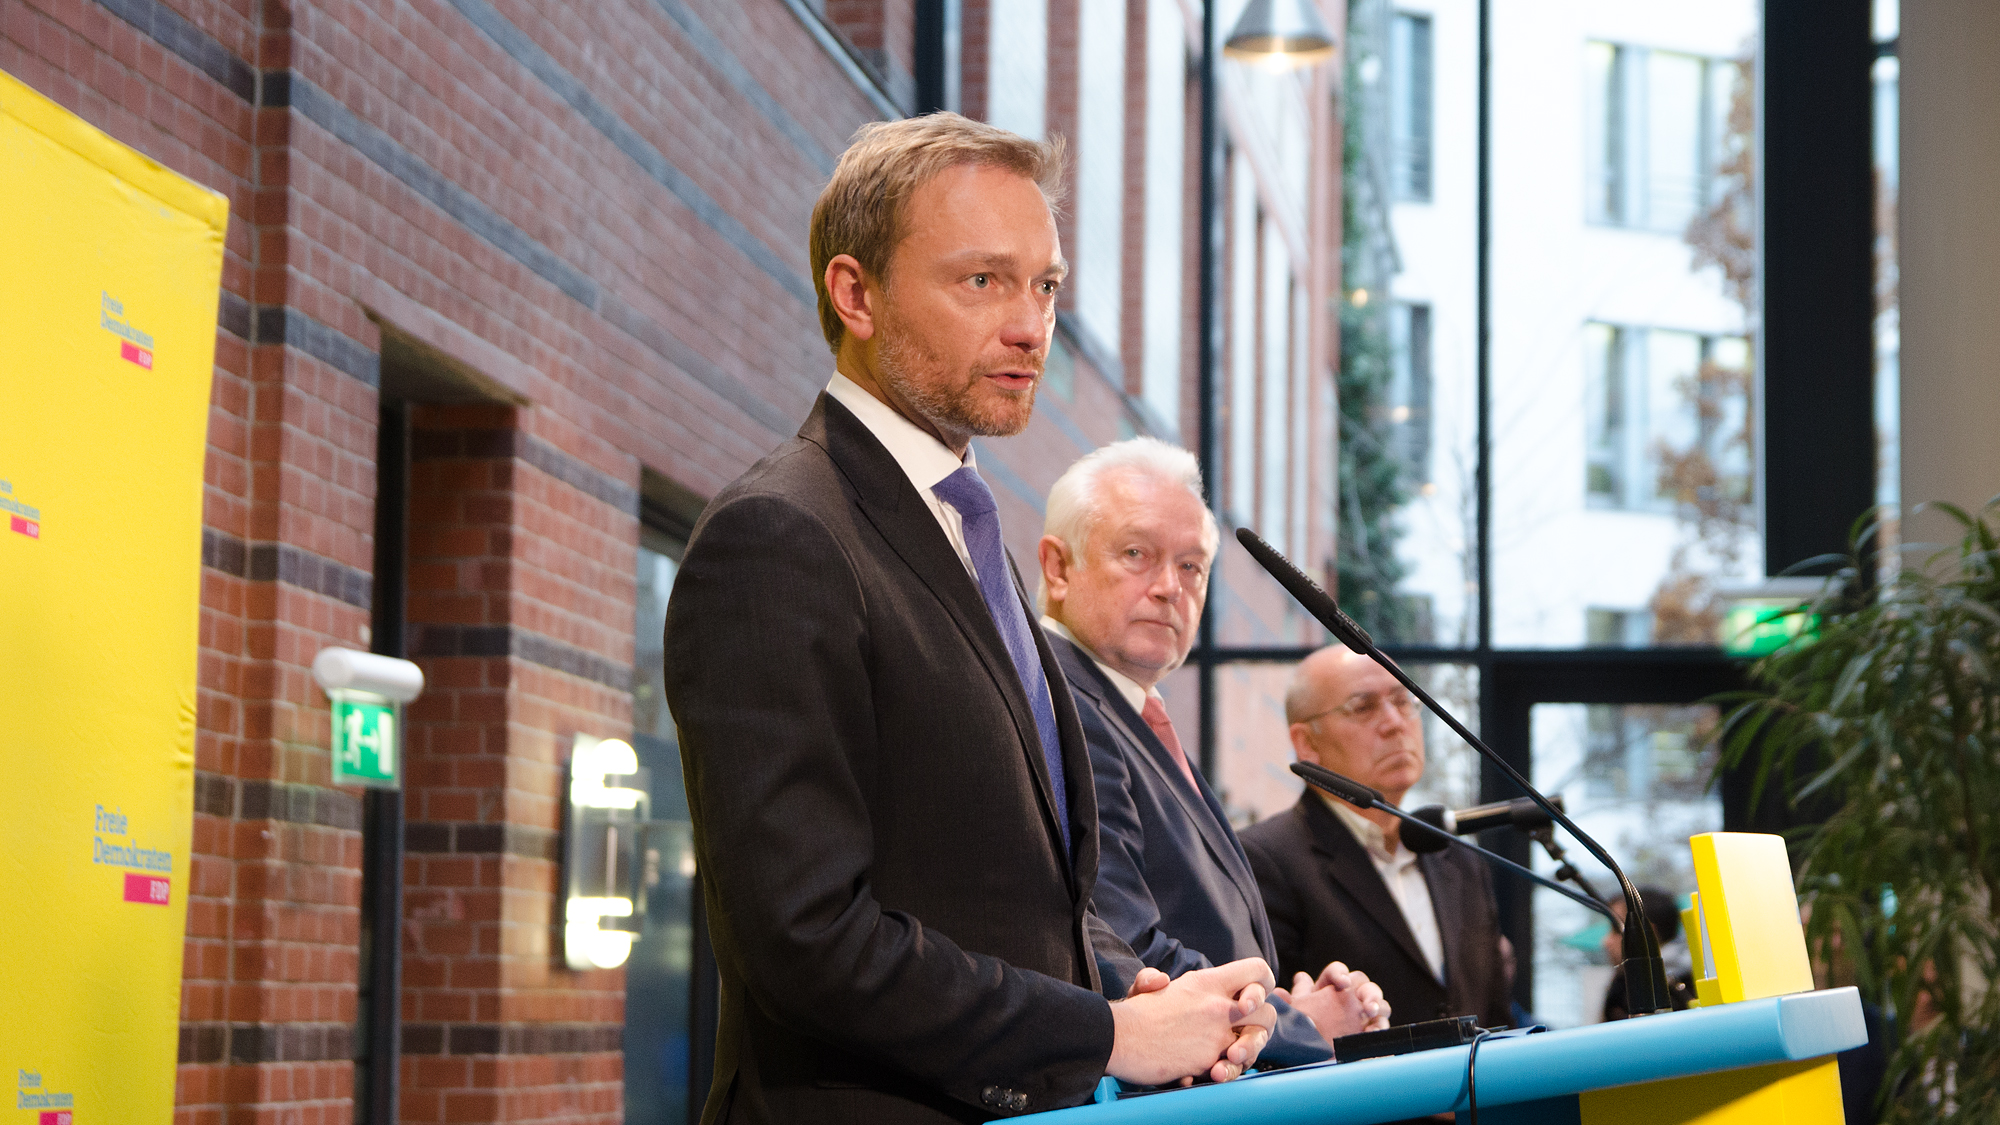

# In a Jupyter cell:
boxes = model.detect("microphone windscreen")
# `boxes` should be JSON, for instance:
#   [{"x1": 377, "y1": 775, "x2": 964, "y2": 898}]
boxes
[
  {"x1": 1289, "y1": 761, "x2": 1383, "y2": 809},
  {"x1": 1235, "y1": 528, "x2": 1374, "y2": 650}
]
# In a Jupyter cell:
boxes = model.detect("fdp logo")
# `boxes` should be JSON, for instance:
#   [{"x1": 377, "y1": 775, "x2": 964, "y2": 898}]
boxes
[{"x1": 100, "y1": 291, "x2": 153, "y2": 369}]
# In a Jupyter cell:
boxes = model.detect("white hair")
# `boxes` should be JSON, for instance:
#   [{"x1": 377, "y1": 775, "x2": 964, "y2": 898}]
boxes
[{"x1": 1037, "y1": 437, "x2": 1219, "y2": 613}]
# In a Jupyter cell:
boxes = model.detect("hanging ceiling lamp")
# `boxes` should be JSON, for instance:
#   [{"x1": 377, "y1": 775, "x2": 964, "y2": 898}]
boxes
[{"x1": 1222, "y1": 0, "x2": 1339, "y2": 68}]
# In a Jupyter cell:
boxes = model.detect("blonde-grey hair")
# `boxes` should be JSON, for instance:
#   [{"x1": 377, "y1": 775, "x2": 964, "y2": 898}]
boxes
[
  {"x1": 810, "y1": 113, "x2": 1067, "y2": 352},
  {"x1": 1037, "y1": 437, "x2": 1219, "y2": 613}
]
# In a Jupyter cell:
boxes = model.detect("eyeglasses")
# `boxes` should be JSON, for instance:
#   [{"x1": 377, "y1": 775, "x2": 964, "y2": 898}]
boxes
[{"x1": 1301, "y1": 690, "x2": 1420, "y2": 726}]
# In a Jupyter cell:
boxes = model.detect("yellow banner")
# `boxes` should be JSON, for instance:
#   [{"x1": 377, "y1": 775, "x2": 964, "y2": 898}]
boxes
[{"x1": 1, "y1": 68, "x2": 228, "y2": 1125}]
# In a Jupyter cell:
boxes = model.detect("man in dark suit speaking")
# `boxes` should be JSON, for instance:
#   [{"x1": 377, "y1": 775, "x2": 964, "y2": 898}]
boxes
[
  {"x1": 663, "y1": 114, "x2": 1276, "y2": 1125},
  {"x1": 1033, "y1": 439, "x2": 1392, "y2": 1067},
  {"x1": 1240, "y1": 646, "x2": 1513, "y2": 1033}
]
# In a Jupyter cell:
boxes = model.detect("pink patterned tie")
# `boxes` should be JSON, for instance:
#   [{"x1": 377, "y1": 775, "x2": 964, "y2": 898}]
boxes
[{"x1": 1140, "y1": 695, "x2": 1199, "y2": 790}]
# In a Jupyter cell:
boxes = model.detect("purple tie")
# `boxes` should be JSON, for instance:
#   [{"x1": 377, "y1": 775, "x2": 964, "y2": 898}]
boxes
[{"x1": 932, "y1": 466, "x2": 1069, "y2": 853}]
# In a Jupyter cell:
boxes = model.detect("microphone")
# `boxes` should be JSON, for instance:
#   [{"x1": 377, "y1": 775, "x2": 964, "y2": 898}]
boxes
[
  {"x1": 1290, "y1": 761, "x2": 1613, "y2": 920},
  {"x1": 1416, "y1": 797, "x2": 1614, "y2": 906},
  {"x1": 1237, "y1": 527, "x2": 1674, "y2": 1016},
  {"x1": 1413, "y1": 796, "x2": 1561, "y2": 838}
]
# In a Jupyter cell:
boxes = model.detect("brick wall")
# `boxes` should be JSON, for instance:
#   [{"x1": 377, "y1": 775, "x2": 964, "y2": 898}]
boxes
[
  {"x1": 396, "y1": 404, "x2": 633, "y2": 1125},
  {"x1": 3, "y1": 0, "x2": 1336, "y2": 1120}
]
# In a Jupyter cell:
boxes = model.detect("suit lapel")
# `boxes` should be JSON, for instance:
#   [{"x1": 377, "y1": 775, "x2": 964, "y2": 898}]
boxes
[
  {"x1": 1419, "y1": 850, "x2": 1466, "y2": 989},
  {"x1": 1298, "y1": 795, "x2": 1438, "y2": 983},
  {"x1": 802, "y1": 395, "x2": 1076, "y2": 883},
  {"x1": 1052, "y1": 635, "x2": 1262, "y2": 918}
]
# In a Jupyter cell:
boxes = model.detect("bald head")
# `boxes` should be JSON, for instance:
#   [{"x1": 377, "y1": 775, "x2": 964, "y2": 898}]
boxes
[
  {"x1": 1285, "y1": 644, "x2": 1427, "y2": 808},
  {"x1": 1284, "y1": 645, "x2": 1373, "y2": 725}
]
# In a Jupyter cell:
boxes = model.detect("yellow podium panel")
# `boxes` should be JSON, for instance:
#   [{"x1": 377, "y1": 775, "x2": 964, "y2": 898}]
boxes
[
  {"x1": 1582, "y1": 1058, "x2": 1842, "y2": 1125},
  {"x1": 1689, "y1": 832, "x2": 1816, "y2": 1003},
  {"x1": 1, "y1": 68, "x2": 227, "y2": 1125}
]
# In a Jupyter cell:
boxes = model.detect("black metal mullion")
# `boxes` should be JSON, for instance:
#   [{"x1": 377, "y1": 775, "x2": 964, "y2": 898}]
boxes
[
  {"x1": 358, "y1": 401, "x2": 409, "y2": 1125},
  {"x1": 1195, "y1": 0, "x2": 1224, "y2": 777}
]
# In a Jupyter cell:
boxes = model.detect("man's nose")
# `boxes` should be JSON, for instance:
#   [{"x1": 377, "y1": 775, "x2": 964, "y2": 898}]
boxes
[
  {"x1": 998, "y1": 291, "x2": 1051, "y2": 353},
  {"x1": 1377, "y1": 699, "x2": 1414, "y2": 732}
]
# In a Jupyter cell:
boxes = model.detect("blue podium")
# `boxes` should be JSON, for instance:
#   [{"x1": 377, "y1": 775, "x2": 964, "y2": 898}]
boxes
[{"x1": 1027, "y1": 986, "x2": 1865, "y2": 1124}]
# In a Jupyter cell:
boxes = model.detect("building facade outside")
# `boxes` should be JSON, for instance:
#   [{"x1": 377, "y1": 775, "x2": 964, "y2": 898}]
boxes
[
  {"x1": 1, "y1": 0, "x2": 1343, "y2": 1122},
  {"x1": 1372, "y1": 0, "x2": 1757, "y2": 1027}
]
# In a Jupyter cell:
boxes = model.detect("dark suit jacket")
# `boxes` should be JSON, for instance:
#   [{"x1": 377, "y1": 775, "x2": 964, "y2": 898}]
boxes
[
  {"x1": 1052, "y1": 635, "x2": 1331, "y2": 1066},
  {"x1": 663, "y1": 395, "x2": 1136, "y2": 1124},
  {"x1": 1240, "y1": 794, "x2": 1513, "y2": 1031}
]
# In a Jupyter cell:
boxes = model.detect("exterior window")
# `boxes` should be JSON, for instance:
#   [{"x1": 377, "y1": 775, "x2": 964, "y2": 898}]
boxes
[
  {"x1": 1586, "y1": 42, "x2": 1731, "y2": 232},
  {"x1": 1390, "y1": 13, "x2": 1434, "y2": 201},
  {"x1": 1585, "y1": 607, "x2": 1651, "y2": 648},
  {"x1": 1387, "y1": 302, "x2": 1433, "y2": 483},
  {"x1": 1585, "y1": 323, "x2": 1750, "y2": 512},
  {"x1": 1584, "y1": 323, "x2": 1629, "y2": 502}
]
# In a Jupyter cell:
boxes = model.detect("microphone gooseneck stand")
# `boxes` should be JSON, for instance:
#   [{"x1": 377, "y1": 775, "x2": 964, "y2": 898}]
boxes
[
  {"x1": 1289, "y1": 761, "x2": 1614, "y2": 921},
  {"x1": 1235, "y1": 527, "x2": 1675, "y2": 1016},
  {"x1": 1527, "y1": 825, "x2": 1612, "y2": 907},
  {"x1": 1412, "y1": 801, "x2": 1613, "y2": 911}
]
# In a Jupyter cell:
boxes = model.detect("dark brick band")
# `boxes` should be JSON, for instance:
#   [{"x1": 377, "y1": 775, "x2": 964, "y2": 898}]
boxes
[
  {"x1": 192, "y1": 772, "x2": 365, "y2": 831},
  {"x1": 202, "y1": 529, "x2": 373, "y2": 610},
  {"x1": 410, "y1": 429, "x2": 639, "y2": 515},
  {"x1": 405, "y1": 821, "x2": 559, "y2": 861},
  {"x1": 402, "y1": 1023, "x2": 624, "y2": 1057},
  {"x1": 253, "y1": 306, "x2": 381, "y2": 388},
  {"x1": 409, "y1": 624, "x2": 631, "y2": 691},
  {"x1": 440, "y1": 0, "x2": 816, "y2": 307},
  {"x1": 88, "y1": 0, "x2": 806, "y2": 437},
  {"x1": 95, "y1": 0, "x2": 256, "y2": 103},
  {"x1": 178, "y1": 1022, "x2": 355, "y2": 1064},
  {"x1": 649, "y1": 0, "x2": 838, "y2": 175}
]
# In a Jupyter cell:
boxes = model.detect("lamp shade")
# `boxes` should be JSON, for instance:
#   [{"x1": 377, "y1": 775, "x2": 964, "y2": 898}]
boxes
[{"x1": 1222, "y1": 0, "x2": 1338, "y2": 67}]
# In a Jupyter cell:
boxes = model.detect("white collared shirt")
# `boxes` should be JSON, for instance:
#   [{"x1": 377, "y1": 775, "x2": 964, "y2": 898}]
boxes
[
  {"x1": 1040, "y1": 617, "x2": 1154, "y2": 715},
  {"x1": 825, "y1": 372, "x2": 977, "y2": 580},
  {"x1": 1321, "y1": 792, "x2": 1448, "y2": 983}
]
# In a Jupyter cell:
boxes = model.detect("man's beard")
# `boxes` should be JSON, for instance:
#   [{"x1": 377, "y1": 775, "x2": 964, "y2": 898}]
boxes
[{"x1": 876, "y1": 323, "x2": 1041, "y2": 441}]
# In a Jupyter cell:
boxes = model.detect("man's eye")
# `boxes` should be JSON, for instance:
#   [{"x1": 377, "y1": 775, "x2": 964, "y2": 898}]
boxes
[
  {"x1": 1038, "y1": 279, "x2": 1061, "y2": 295},
  {"x1": 970, "y1": 274, "x2": 990, "y2": 289}
]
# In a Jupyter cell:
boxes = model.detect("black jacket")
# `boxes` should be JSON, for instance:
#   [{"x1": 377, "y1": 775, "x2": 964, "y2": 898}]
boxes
[
  {"x1": 1240, "y1": 793, "x2": 1513, "y2": 1031},
  {"x1": 1052, "y1": 633, "x2": 1330, "y2": 1066},
  {"x1": 664, "y1": 395, "x2": 1135, "y2": 1123}
]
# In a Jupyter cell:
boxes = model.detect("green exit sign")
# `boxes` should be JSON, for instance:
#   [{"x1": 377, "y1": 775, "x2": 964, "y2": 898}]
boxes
[
  {"x1": 1721, "y1": 600, "x2": 1820, "y2": 657},
  {"x1": 332, "y1": 696, "x2": 401, "y2": 788}
]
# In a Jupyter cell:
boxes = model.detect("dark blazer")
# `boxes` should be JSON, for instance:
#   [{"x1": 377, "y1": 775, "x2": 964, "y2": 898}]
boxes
[
  {"x1": 1240, "y1": 794, "x2": 1513, "y2": 1031},
  {"x1": 1052, "y1": 635, "x2": 1331, "y2": 1066},
  {"x1": 663, "y1": 394, "x2": 1135, "y2": 1124}
]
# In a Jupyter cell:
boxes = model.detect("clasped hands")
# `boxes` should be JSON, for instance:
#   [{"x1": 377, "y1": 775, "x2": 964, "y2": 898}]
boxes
[
  {"x1": 1275, "y1": 959, "x2": 1392, "y2": 1041},
  {"x1": 1106, "y1": 957, "x2": 1393, "y2": 1087}
]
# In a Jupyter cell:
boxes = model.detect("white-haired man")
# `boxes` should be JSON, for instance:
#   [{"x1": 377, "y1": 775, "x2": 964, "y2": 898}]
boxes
[{"x1": 1037, "y1": 438, "x2": 1391, "y2": 1067}]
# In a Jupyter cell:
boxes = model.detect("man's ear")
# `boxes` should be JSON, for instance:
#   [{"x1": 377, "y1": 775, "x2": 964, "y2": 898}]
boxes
[
  {"x1": 1037, "y1": 535, "x2": 1073, "y2": 608},
  {"x1": 1288, "y1": 723, "x2": 1318, "y2": 765},
  {"x1": 824, "y1": 254, "x2": 877, "y2": 342}
]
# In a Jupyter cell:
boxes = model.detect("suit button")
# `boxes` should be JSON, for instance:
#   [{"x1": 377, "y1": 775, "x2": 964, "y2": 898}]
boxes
[
  {"x1": 1436, "y1": 1004, "x2": 1449, "y2": 1017},
  {"x1": 981, "y1": 1086, "x2": 1028, "y2": 1112}
]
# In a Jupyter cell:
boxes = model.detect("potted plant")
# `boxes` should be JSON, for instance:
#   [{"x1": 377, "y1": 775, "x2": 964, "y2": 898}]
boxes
[{"x1": 1718, "y1": 502, "x2": 2000, "y2": 1124}]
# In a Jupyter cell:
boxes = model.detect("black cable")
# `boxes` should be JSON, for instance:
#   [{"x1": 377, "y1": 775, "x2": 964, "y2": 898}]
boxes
[{"x1": 1464, "y1": 1028, "x2": 1494, "y2": 1125}]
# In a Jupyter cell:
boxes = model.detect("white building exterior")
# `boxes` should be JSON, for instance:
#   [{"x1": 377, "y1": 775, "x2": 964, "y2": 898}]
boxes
[{"x1": 1376, "y1": 0, "x2": 1759, "y2": 1026}]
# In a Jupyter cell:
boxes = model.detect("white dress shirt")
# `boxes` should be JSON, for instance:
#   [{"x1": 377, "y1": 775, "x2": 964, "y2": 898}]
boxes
[
  {"x1": 825, "y1": 373, "x2": 977, "y2": 580},
  {"x1": 1321, "y1": 792, "x2": 1448, "y2": 983}
]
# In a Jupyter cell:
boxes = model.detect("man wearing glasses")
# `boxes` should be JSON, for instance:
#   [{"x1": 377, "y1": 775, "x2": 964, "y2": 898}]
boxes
[{"x1": 1240, "y1": 646, "x2": 1514, "y2": 1035}]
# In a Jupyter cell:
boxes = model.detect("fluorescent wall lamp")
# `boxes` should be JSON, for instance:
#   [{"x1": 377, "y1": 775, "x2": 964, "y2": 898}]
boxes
[{"x1": 562, "y1": 733, "x2": 660, "y2": 970}]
